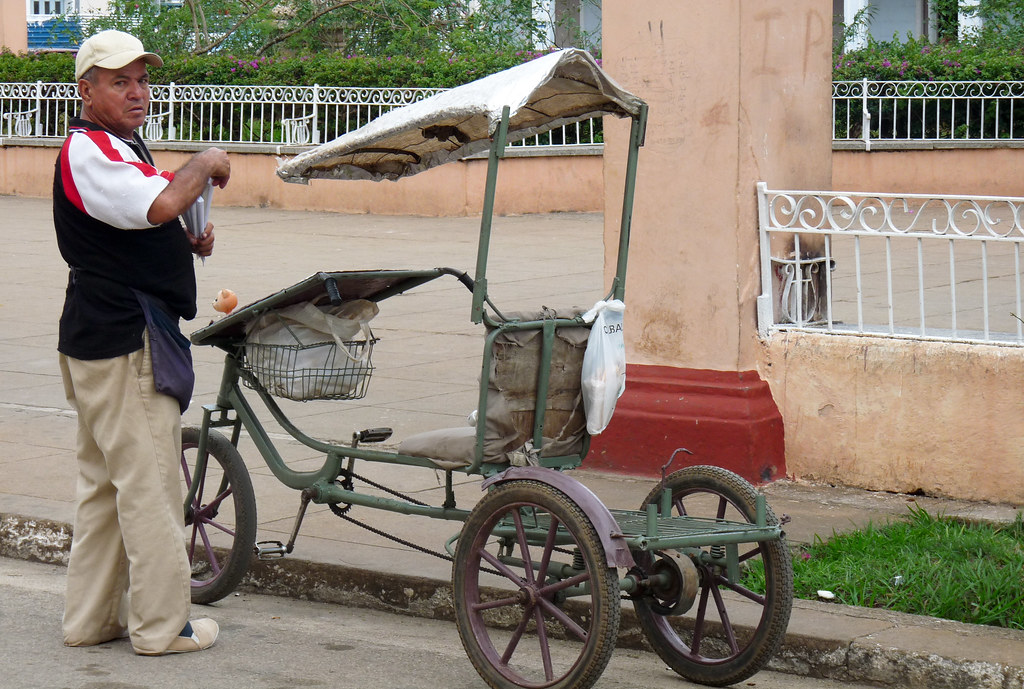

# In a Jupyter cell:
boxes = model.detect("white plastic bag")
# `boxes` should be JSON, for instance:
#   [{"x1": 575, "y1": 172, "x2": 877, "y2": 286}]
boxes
[
  {"x1": 244, "y1": 299, "x2": 379, "y2": 399},
  {"x1": 580, "y1": 299, "x2": 625, "y2": 434},
  {"x1": 247, "y1": 300, "x2": 377, "y2": 350}
]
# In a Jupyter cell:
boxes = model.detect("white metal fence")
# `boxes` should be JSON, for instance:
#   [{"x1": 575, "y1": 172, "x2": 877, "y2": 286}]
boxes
[
  {"x1": 834, "y1": 79, "x2": 1024, "y2": 148},
  {"x1": 757, "y1": 182, "x2": 1024, "y2": 346},
  {"x1": 10, "y1": 77, "x2": 1021, "y2": 149},
  {"x1": 0, "y1": 81, "x2": 603, "y2": 148}
]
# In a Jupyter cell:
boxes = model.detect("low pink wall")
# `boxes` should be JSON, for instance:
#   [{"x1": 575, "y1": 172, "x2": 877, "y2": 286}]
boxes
[
  {"x1": 833, "y1": 146, "x2": 1024, "y2": 197},
  {"x1": 7, "y1": 144, "x2": 1018, "y2": 213},
  {"x1": 0, "y1": 144, "x2": 603, "y2": 216},
  {"x1": 759, "y1": 331, "x2": 1024, "y2": 503}
]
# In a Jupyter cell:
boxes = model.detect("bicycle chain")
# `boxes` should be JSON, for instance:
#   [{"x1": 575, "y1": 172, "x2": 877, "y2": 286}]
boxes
[
  {"x1": 330, "y1": 506, "x2": 455, "y2": 564},
  {"x1": 347, "y1": 470, "x2": 430, "y2": 507},
  {"x1": 327, "y1": 470, "x2": 451, "y2": 563},
  {"x1": 325, "y1": 471, "x2": 523, "y2": 577}
]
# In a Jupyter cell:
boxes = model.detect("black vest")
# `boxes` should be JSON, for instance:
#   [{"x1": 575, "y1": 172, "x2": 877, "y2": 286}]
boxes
[{"x1": 54, "y1": 118, "x2": 196, "y2": 360}]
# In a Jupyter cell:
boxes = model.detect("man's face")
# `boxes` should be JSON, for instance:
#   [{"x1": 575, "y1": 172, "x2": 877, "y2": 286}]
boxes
[{"x1": 79, "y1": 59, "x2": 151, "y2": 140}]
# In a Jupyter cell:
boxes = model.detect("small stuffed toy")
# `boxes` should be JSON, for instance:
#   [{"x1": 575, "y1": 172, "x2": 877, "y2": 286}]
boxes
[{"x1": 212, "y1": 289, "x2": 238, "y2": 315}]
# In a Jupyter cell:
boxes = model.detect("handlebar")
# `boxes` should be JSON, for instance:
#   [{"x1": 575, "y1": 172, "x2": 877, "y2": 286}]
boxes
[
  {"x1": 323, "y1": 276, "x2": 343, "y2": 305},
  {"x1": 454, "y1": 271, "x2": 475, "y2": 292},
  {"x1": 438, "y1": 267, "x2": 475, "y2": 293}
]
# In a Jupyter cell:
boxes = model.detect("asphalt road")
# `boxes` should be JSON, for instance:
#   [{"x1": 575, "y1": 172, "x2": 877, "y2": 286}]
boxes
[{"x1": 0, "y1": 557, "x2": 884, "y2": 689}]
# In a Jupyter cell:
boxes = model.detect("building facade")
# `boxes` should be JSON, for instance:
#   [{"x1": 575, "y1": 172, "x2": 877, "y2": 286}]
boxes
[{"x1": 838, "y1": 0, "x2": 983, "y2": 49}]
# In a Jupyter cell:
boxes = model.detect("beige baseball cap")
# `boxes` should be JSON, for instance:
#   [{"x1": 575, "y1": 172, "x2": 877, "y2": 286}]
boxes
[{"x1": 75, "y1": 30, "x2": 163, "y2": 81}]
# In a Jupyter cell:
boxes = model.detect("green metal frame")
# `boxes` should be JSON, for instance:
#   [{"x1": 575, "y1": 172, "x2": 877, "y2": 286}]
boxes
[{"x1": 185, "y1": 101, "x2": 782, "y2": 592}]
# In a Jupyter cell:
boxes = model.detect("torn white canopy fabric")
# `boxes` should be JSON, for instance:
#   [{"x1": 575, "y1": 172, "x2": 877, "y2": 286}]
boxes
[{"x1": 275, "y1": 49, "x2": 645, "y2": 184}]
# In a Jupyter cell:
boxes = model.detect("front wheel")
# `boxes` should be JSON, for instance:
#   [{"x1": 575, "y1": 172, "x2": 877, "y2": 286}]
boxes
[
  {"x1": 180, "y1": 425, "x2": 257, "y2": 604},
  {"x1": 632, "y1": 466, "x2": 793, "y2": 687},
  {"x1": 453, "y1": 480, "x2": 620, "y2": 689}
]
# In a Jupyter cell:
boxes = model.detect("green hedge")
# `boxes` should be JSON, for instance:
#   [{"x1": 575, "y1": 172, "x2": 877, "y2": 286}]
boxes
[
  {"x1": 0, "y1": 50, "x2": 76, "y2": 82},
  {"x1": 0, "y1": 48, "x2": 554, "y2": 87},
  {"x1": 834, "y1": 37, "x2": 1024, "y2": 81}
]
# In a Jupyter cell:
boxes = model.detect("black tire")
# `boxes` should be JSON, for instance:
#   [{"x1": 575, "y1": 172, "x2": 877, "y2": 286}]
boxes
[
  {"x1": 453, "y1": 480, "x2": 620, "y2": 689},
  {"x1": 632, "y1": 466, "x2": 793, "y2": 687},
  {"x1": 180, "y1": 425, "x2": 257, "y2": 604}
]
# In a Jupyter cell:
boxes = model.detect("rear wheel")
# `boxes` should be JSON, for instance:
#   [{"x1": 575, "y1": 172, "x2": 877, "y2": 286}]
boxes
[
  {"x1": 632, "y1": 466, "x2": 792, "y2": 687},
  {"x1": 180, "y1": 425, "x2": 257, "y2": 604},
  {"x1": 453, "y1": 480, "x2": 620, "y2": 689}
]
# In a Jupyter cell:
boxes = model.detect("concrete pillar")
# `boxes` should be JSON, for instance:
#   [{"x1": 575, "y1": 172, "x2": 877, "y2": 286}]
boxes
[
  {"x1": 1, "y1": 0, "x2": 28, "y2": 52},
  {"x1": 592, "y1": 1, "x2": 833, "y2": 482}
]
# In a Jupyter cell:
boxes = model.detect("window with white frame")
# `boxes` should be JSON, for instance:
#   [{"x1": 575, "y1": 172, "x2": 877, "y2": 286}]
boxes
[
  {"x1": 537, "y1": 0, "x2": 600, "y2": 50},
  {"x1": 838, "y1": 0, "x2": 984, "y2": 51},
  {"x1": 29, "y1": 0, "x2": 65, "y2": 17}
]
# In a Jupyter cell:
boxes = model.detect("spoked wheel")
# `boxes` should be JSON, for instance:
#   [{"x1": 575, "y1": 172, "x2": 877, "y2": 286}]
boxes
[
  {"x1": 180, "y1": 425, "x2": 257, "y2": 604},
  {"x1": 632, "y1": 466, "x2": 793, "y2": 687},
  {"x1": 453, "y1": 480, "x2": 620, "y2": 689}
]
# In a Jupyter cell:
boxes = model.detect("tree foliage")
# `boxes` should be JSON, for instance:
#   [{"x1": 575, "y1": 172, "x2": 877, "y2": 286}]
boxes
[
  {"x1": 81, "y1": 0, "x2": 546, "y2": 58},
  {"x1": 0, "y1": 0, "x2": 573, "y2": 87},
  {"x1": 965, "y1": 0, "x2": 1024, "y2": 49}
]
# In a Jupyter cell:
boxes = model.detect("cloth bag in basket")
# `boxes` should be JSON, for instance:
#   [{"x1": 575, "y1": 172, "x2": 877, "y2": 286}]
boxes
[{"x1": 244, "y1": 299, "x2": 379, "y2": 400}]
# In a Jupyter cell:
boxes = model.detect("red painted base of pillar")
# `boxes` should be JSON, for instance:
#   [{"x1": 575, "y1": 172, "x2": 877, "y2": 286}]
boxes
[{"x1": 585, "y1": 365, "x2": 785, "y2": 485}]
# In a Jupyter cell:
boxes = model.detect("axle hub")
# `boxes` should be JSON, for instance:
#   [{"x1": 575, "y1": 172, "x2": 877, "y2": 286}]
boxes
[{"x1": 649, "y1": 551, "x2": 700, "y2": 616}]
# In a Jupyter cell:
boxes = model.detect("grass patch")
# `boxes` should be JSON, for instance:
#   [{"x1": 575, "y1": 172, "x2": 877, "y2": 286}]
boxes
[{"x1": 788, "y1": 505, "x2": 1024, "y2": 629}]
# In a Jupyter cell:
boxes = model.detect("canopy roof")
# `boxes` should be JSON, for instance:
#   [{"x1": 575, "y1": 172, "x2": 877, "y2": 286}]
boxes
[{"x1": 275, "y1": 49, "x2": 645, "y2": 184}]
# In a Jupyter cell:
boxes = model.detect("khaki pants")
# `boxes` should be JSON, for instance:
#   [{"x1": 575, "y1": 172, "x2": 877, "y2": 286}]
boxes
[{"x1": 59, "y1": 333, "x2": 191, "y2": 655}]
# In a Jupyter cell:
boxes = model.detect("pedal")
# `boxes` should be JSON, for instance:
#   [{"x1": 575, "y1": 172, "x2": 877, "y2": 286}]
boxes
[
  {"x1": 254, "y1": 540, "x2": 288, "y2": 560},
  {"x1": 353, "y1": 427, "x2": 393, "y2": 444}
]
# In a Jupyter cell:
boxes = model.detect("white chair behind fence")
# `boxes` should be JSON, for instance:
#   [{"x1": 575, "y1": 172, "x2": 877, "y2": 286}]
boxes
[
  {"x1": 282, "y1": 113, "x2": 315, "y2": 145},
  {"x1": 144, "y1": 111, "x2": 169, "y2": 141},
  {"x1": 2, "y1": 107, "x2": 37, "y2": 137}
]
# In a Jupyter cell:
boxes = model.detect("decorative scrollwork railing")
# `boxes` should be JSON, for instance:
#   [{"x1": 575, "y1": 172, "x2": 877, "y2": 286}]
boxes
[
  {"x1": 149, "y1": 83, "x2": 447, "y2": 145},
  {"x1": 834, "y1": 79, "x2": 1024, "y2": 145},
  {"x1": 8, "y1": 76, "x2": 1024, "y2": 147},
  {"x1": 757, "y1": 182, "x2": 1024, "y2": 345},
  {"x1": 0, "y1": 81, "x2": 603, "y2": 149},
  {"x1": 765, "y1": 191, "x2": 1024, "y2": 239}
]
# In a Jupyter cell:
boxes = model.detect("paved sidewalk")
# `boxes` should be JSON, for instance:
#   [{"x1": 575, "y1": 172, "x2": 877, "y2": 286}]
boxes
[{"x1": 1, "y1": 195, "x2": 1022, "y2": 688}]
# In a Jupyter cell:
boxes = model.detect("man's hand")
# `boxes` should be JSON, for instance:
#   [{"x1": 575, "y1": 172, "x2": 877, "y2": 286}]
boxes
[
  {"x1": 204, "y1": 148, "x2": 231, "y2": 189},
  {"x1": 189, "y1": 223, "x2": 215, "y2": 257},
  {"x1": 147, "y1": 147, "x2": 231, "y2": 226}
]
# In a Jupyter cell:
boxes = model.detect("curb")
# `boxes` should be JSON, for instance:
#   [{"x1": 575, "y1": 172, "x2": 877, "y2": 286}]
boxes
[
  {"x1": 3, "y1": 513, "x2": 1022, "y2": 689},
  {"x1": 771, "y1": 607, "x2": 1024, "y2": 689}
]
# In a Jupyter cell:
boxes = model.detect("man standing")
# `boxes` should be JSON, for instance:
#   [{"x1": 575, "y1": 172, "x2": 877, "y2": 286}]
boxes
[{"x1": 54, "y1": 30, "x2": 230, "y2": 655}]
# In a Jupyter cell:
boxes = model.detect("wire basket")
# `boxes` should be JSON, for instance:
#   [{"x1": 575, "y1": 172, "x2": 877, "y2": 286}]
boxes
[{"x1": 242, "y1": 338, "x2": 376, "y2": 401}]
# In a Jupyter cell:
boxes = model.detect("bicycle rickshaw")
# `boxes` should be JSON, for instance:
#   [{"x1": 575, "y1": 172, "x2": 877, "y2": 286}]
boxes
[{"x1": 182, "y1": 49, "x2": 793, "y2": 689}]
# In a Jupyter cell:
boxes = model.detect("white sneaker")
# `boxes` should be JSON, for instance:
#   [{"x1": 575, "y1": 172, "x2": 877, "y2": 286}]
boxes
[{"x1": 142, "y1": 618, "x2": 219, "y2": 655}]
